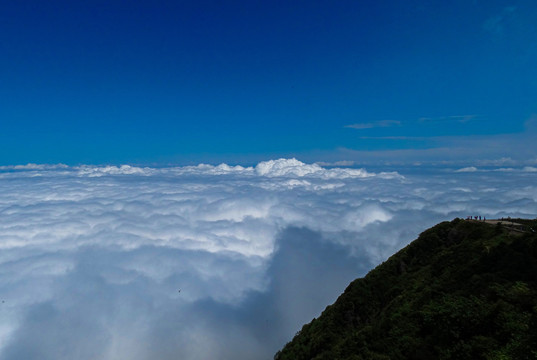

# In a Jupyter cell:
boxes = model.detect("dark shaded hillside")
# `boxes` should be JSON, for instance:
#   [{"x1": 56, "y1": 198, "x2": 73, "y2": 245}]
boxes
[{"x1": 275, "y1": 219, "x2": 537, "y2": 360}]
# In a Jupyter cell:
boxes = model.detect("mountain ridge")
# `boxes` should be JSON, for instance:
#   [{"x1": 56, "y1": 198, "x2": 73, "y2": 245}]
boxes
[{"x1": 275, "y1": 218, "x2": 537, "y2": 359}]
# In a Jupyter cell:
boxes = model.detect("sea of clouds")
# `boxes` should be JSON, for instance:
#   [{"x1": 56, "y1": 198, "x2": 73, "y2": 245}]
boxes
[{"x1": 0, "y1": 158, "x2": 536, "y2": 359}]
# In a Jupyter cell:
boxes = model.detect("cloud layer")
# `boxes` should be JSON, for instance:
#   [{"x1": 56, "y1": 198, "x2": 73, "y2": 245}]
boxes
[{"x1": 1, "y1": 159, "x2": 536, "y2": 359}]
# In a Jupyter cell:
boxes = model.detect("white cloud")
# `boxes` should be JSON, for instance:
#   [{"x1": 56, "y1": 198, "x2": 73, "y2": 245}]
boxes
[
  {"x1": 0, "y1": 163, "x2": 69, "y2": 170},
  {"x1": 455, "y1": 166, "x2": 478, "y2": 172},
  {"x1": 76, "y1": 165, "x2": 153, "y2": 177},
  {"x1": 0, "y1": 159, "x2": 536, "y2": 359}
]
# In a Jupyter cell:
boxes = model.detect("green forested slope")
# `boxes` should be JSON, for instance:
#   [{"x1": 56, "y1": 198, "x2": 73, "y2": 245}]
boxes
[{"x1": 275, "y1": 219, "x2": 537, "y2": 360}]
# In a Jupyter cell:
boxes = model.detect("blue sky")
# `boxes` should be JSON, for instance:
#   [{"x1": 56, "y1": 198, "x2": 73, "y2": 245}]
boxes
[{"x1": 1, "y1": 0, "x2": 536, "y2": 165}]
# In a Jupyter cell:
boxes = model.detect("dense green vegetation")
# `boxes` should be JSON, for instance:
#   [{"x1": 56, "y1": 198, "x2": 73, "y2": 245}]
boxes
[{"x1": 275, "y1": 218, "x2": 537, "y2": 359}]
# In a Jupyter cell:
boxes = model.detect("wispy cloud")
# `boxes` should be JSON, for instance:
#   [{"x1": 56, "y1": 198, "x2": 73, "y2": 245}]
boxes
[
  {"x1": 345, "y1": 120, "x2": 401, "y2": 130},
  {"x1": 418, "y1": 114, "x2": 480, "y2": 123},
  {"x1": 483, "y1": 6, "x2": 517, "y2": 35},
  {"x1": 344, "y1": 115, "x2": 479, "y2": 133},
  {"x1": 330, "y1": 113, "x2": 537, "y2": 166},
  {"x1": 524, "y1": 114, "x2": 537, "y2": 130},
  {"x1": 315, "y1": 160, "x2": 355, "y2": 167},
  {"x1": 357, "y1": 136, "x2": 428, "y2": 140},
  {"x1": 0, "y1": 163, "x2": 69, "y2": 171},
  {"x1": 455, "y1": 166, "x2": 479, "y2": 173}
]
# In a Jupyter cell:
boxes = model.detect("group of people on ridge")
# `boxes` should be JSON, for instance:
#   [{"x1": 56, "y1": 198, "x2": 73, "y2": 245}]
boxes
[{"x1": 466, "y1": 215, "x2": 486, "y2": 221}]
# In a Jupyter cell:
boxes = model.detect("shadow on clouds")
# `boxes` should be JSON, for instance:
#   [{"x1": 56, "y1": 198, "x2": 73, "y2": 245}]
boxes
[{"x1": 1, "y1": 227, "x2": 367, "y2": 360}]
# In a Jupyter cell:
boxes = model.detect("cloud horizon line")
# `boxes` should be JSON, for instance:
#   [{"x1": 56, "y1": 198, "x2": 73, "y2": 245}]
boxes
[{"x1": 0, "y1": 158, "x2": 404, "y2": 180}]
